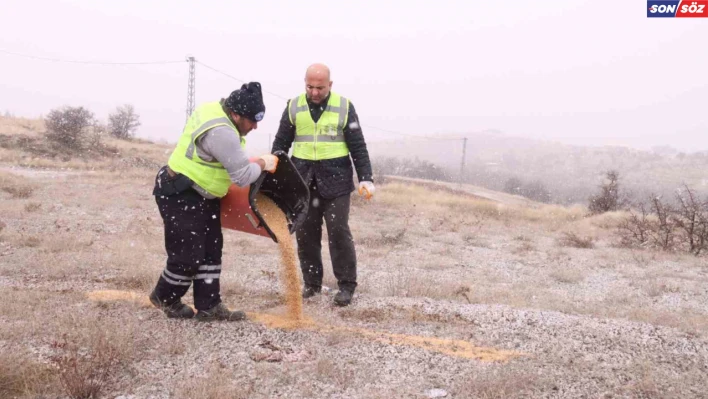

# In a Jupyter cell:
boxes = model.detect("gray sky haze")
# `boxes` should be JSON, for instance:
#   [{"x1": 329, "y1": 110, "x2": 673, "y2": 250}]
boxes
[{"x1": 1, "y1": 0, "x2": 706, "y2": 154}]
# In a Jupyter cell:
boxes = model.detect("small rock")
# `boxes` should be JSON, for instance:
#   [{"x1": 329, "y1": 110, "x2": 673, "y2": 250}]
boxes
[{"x1": 425, "y1": 388, "x2": 448, "y2": 398}]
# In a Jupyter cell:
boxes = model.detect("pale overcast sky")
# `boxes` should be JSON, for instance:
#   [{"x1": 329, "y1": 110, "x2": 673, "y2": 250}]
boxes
[{"x1": 1, "y1": 0, "x2": 706, "y2": 154}]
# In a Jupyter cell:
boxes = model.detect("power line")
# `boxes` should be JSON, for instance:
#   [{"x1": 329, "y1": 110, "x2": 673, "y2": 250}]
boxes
[
  {"x1": 196, "y1": 61, "x2": 289, "y2": 101},
  {"x1": 1, "y1": 49, "x2": 472, "y2": 143},
  {"x1": 0, "y1": 49, "x2": 184, "y2": 65},
  {"x1": 196, "y1": 60, "x2": 460, "y2": 141}
]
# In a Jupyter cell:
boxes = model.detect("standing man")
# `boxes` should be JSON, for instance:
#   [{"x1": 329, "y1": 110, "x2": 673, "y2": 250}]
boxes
[
  {"x1": 272, "y1": 63, "x2": 375, "y2": 307},
  {"x1": 150, "y1": 82, "x2": 279, "y2": 321}
]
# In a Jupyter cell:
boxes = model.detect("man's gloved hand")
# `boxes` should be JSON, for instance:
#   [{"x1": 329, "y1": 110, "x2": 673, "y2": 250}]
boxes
[
  {"x1": 259, "y1": 154, "x2": 279, "y2": 173},
  {"x1": 358, "y1": 181, "x2": 375, "y2": 200}
]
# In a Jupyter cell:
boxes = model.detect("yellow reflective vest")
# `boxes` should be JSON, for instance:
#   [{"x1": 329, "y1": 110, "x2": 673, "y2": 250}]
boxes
[
  {"x1": 167, "y1": 101, "x2": 245, "y2": 198},
  {"x1": 289, "y1": 92, "x2": 350, "y2": 160}
]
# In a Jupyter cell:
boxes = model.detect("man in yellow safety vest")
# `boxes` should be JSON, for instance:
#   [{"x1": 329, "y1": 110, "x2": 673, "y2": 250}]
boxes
[
  {"x1": 149, "y1": 82, "x2": 279, "y2": 321},
  {"x1": 272, "y1": 64, "x2": 374, "y2": 306}
]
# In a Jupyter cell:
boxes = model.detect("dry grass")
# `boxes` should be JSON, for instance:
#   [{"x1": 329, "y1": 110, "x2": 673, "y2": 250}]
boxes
[
  {"x1": 1, "y1": 116, "x2": 707, "y2": 396},
  {"x1": 315, "y1": 358, "x2": 352, "y2": 389},
  {"x1": 23, "y1": 201, "x2": 41, "y2": 212},
  {"x1": 111, "y1": 268, "x2": 158, "y2": 292},
  {"x1": 558, "y1": 231, "x2": 595, "y2": 248},
  {"x1": 0, "y1": 170, "x2": 36, "y2": 198},
  {"x1": 511, "y1": 241, "x2": 536, "y2": 254},
  {"x1": 174, "y1": 362, "x2": 254, "y2": 399},
  {"x1": 358, "y1": 228, "x2": 407, "y2": 247},
  {"x1": 382, "y1": 270, "x2": 447, "y2": 299},
  {"x1": 454, "y1": 367, "x2": 549, "y2": 398},
  {"x1": 376, "y1": 182, "x2": 587, "y2": 225},
  {"x1": 0, "y1": 348, "x2": 58, "y2": 398},
  {"x1": 0, "y1": 115, "x2": 44, "y2": 133},
  {"x1": 0, "y1": 288, "x2": 140, "y2": 398},
  {"x1": 549, "y1": 267, "x2": 586, "y2": 284},
  {"x1": 632, "y1": 278, "x2": 681, "y2": 297},
  {"x1": 16, "y1": 234, "x2": 42, "y2": 248},
  {"x1": 51, "y1": 333, "x2": 125, "y2": 399},
  {"x1": 339, "y1": 307, "x2": 388, "y2": 323},
  {"x1": 0, "y1": 115, "x2": 170, "y2": 172},
  {"x1": 588, "y1": 210, "x2": 628, "y2": 229}
]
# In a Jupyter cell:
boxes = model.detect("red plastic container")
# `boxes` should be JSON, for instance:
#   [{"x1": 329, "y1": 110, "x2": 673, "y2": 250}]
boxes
[{"x1": 220, "y1": 151, "x2": 310, "y2": 243}]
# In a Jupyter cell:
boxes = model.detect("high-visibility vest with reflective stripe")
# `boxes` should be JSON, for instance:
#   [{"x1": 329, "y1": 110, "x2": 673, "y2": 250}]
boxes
[
  {"x1": 289, "y1": 92, "x2": 350, "y2": 160},
  {"x1": 167, "y1": 101, "x2": 245, "y2": 198}
]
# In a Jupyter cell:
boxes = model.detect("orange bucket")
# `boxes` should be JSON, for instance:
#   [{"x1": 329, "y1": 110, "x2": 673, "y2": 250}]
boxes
[{"x1": 220, "y1": 151, "x2": 309, "y2": 243}]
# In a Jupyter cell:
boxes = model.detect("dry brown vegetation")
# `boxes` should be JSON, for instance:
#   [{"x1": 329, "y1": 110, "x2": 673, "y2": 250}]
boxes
[
  {"x1": 1, "y1": 116, "x2": 706, "y2": 398},
  {"x1": 0, "y1": 170, "x2": 36, "y2": 198}
]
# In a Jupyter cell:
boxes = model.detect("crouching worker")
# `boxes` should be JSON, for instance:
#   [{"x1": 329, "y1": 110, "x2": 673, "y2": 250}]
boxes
[{"x1": 149, "y1": 82, "x2": 278, "y2": 321}]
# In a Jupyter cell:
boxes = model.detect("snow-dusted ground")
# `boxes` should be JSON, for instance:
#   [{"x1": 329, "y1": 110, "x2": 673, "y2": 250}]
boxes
[{"x1": 1, "y1": 165, "x2": 707, "y2": 398}]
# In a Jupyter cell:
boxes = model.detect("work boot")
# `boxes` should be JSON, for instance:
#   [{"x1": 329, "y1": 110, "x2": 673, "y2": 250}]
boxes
[
  {"x1": 195, "y1": 302, "x2": 246, "y2": 322},
  {"x1": 333, "y1": 290, "x2": 354, "y2": 307},
  {"x1": 302, "y1": 284, "x2": 321, "y2": 299},
  {"x1": 149, "y1": 290, "x2": 195, "y2": 319}
]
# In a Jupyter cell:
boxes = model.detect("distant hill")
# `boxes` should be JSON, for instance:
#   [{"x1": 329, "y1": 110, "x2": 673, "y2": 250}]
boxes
[{"x1": 368, "y1": 131, "x2": 708, "y2": 205}]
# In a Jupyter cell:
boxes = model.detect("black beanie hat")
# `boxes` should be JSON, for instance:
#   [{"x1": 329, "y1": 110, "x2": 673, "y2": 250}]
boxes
[{"x1": 224, "y1": 82, "x2": 265, "y2": 122}]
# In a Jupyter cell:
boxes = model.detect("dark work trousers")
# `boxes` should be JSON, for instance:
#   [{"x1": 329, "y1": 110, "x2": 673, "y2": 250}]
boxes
[
  {"x1": 152, "y1": 175, "x2": 223, "y2": 311},
  {"x1": 297, "y1": 181, "x2": 357, "y2": 293}
]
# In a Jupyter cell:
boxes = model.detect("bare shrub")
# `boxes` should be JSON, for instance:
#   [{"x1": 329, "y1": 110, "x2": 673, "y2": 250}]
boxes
[
  {"x1": 50, "y1": 332, "x2": 126, "y2": 399},
  {"x1": 648, "y1": 196, "x2": 676, "y2": 251},
  {"x1": 618, "y1": 187, "x2": 708, "y2": 256},
  {"x1": 45, "y1": 106, "x2": 95, "y2": 151},
  {"x1": 673, "y1": 184, "x2": 708, "y2": 256},
  {"x1": 85, "y1": 122, "x2": 106, "y2": 149},
  {"x1": 617, "y1": 203, "x2": 652, "y2": 247},
  {"x1": 108, "y1": 104, "x2": 141, "y2": 140},
  {"x1": 558, "y1": 232, "x2": 595, "y2": 249},
  {"x1": 589, "y1": 170, "x2": 624, "y2": 214},
  {"x1": 0, "y1": 171, "x2": 35, "y2": 199},
  {"x1": 24, "y1": 202, "x2": 41, "y2": 212}
]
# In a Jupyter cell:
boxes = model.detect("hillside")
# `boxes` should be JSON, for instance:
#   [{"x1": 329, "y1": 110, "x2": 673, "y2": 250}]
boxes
[
  {"x1": 1, "y1": 116, "x2": 707, "y2": 398},
  {"x1": 368, "y1": 131, "x2": 708, "y2": 205}
]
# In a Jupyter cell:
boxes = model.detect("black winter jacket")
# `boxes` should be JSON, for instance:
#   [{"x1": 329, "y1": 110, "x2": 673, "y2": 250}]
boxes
[{"x1": 271, "y1": 94, "x2": 373, "y2": 200}]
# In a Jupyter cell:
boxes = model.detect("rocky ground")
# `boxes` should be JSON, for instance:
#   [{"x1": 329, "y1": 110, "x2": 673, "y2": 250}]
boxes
[{"x1": 1, "y1": 134, "x2": 707, "y2": 398}]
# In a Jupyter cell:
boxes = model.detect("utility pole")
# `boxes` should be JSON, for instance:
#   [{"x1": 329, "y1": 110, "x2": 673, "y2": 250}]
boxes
[
  {"x1": 460, "y1": 137, "x2": 468, "y2": 184},
  {"x1": 186, "y1": 56, "x2": 196, "y2": 122}
]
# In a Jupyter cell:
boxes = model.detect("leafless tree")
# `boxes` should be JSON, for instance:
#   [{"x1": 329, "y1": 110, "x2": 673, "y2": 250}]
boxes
[
  {"x1": 673, "y1": 184, "x2": 708, "y2": 256},
  {"x1": 649, "y1": 196, "x2": 676, "y2": 251},
  {"x1": 108, "y1": 104, "x2": 141, "y2": 140},
  {"x1": 589, "y1": 170, "x2": 623, "y2": 214},
  {"x1": 617, "y1": 202, "x2": 652, "y2": 247}
]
